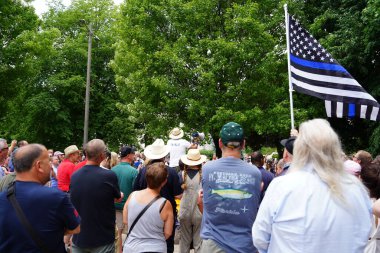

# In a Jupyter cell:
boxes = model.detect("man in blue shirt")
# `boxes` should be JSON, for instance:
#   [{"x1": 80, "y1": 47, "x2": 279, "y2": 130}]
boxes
[
  {"x1": 200, "y1": 122, "x2": 262, "y2": 253},
  {"x1": 251, "y1": 151, "x2": 274, "y2": 201},
  {"x1": 0, "y1": 144, "x2": 81, "y2": 253}
]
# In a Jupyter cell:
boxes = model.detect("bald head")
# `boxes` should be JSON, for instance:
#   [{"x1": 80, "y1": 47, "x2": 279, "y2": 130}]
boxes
[
  {"x1": 14, "y1": 144, "x2": 46, "y2": 173},
  {"x1": 86, "y1": 139, "x2": 106, "y2": 162}
]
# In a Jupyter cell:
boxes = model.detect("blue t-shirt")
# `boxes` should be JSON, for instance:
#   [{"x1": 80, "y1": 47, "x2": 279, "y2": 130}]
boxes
[
  {"x1": 258, "y1": 166, "x2": 274, "y2": 201},
  {"x1": 201, "y1": 157, "x2": 262, "y2": 253},
  {"x1": 0, "y1": 181, "x2": 80, "y2": 253}
]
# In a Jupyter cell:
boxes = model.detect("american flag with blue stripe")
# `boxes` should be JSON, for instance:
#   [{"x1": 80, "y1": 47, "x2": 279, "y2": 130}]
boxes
[{"x1": 288, "y1": 15, "x2": 380, "y2": 121}]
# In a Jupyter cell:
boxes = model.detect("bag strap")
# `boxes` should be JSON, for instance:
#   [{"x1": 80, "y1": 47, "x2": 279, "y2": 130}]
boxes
[
  {"x1": 7, "y1": 182, "x2": 51, "y2": 253},
  {"x1": 123, "y1": 195, "x2": 161, "y2": 246}
]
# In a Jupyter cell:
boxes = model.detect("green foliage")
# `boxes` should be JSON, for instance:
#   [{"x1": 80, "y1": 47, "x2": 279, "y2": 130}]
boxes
[
  {"x1": 1, "y1": 0, "x2": 379, "y2": 155},
  {"x1": 1, "y1": 0, "x2": 136, "y2": 150},
  {"x1": 200, "y1": 149, "x2": 214, "y2": 160},
  {"x1": 113, "y1": 0, "x2": 312, "y2": 150}
]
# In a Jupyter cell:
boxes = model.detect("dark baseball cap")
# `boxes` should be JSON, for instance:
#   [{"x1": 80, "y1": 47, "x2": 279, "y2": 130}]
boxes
[
  {"x1": 120, "y1": 146, "x2": 136, "y2": 158},
  {"x1": 280, "y1": 137, "x2": 296, "y2": 155},
  {"x1": 220, "y1": 122, "x2": 244, "y2": 145}
]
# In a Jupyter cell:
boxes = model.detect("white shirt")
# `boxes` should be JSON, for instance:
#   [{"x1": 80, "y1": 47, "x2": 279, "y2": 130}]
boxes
[
  {"x1": 252, "y1": 164, "x2": 372, "y2": 253},
  {"x1": 167, "y1": 139, "x2": 191, "y2": 167}
]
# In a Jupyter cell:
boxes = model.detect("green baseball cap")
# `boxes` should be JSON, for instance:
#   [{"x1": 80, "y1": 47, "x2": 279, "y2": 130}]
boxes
[{"x1": 220, "y1": 122, "x2": 244, "y2": 145}]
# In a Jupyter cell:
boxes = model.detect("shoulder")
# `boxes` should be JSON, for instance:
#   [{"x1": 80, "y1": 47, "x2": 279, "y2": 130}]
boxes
[
  {"x1": 267, "y1": 169, "x2": 312, "y2": 194},
  {"x1": 101, "y1": 167, "x2": 118, "y2": 177},
  {"x1": 180, "y1": 139, "x2": 190, "y2": 145},
  {"x1": 22, "y1": 182, "x2": 68, "y2": 202}
]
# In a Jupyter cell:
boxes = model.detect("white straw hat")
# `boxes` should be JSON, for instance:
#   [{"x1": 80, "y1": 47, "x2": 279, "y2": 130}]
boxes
[
  {"x1": 144, "y1": 139, "x2": 170, "y2": 160},
  {"x1": 64, "y1": 145, "x2": 80, "y2": 156},
  {"x1": 180, "y1": 149, "x2": 207, "y2": 166},
  {"x1": 169, "y1": 127, "x2": 184, "y2": 139}
]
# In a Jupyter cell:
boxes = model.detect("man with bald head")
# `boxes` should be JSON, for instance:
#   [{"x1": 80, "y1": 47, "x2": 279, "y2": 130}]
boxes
[
  {"x1": 0, "y1": 144, "x2": 80, "y2": 252},
  {"x1": 70, "y1": 139, "x2": 122, "y2": 253}
]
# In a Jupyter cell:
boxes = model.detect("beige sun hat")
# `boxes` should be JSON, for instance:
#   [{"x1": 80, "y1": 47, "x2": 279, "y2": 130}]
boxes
[
  {"x1": 169, "y1": 127, "x2": 184, "y2": 139},
  {"x1": 64, "y1": 145, "x2": 79, "y2": 156},
  {"x1": 180, "y1": 149, "x2": 207, "y2": 166},
  {"x1": 144, "y1": 139, "x2": 170, "y2": 160}
]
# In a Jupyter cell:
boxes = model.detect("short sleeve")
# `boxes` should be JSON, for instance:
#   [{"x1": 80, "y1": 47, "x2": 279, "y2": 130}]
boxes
[
  {"x1": 183, "y1": 139, "x2": 191, "y2": 148},
  {"x1": 59, "y1": 193, "x2": 81, "y2": 230},
  {"x1": 170, "y1": 168, "x2": 183, "y2": 196},
  {"x1": 133, "y1": 167, "x2": 147, "y2": 191},
  {"x1": 109, "y1": 171, "x2": 121, "y2": 199}
]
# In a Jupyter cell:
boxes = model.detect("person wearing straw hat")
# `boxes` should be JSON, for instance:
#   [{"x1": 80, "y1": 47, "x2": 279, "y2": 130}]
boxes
[
  {"x1": 167, "y1": 127, "x2": 197, "y2": 172},
  {"x1": 133, "y1": 139, "x2": 183, "y2": 253},
  {"x1": 57, "y1": 145, "x2": 81, "y2": 193},
  {"x1": 199, "y1": 122, "x2": 261, "y2": 253},
  {"x1": 178, "y1": 149, "x2": 206, "y2": 253}
]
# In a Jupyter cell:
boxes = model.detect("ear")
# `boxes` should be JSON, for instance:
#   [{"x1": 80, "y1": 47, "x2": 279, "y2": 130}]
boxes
[
  {"x1": 218, "y1": 139, "x2": 223, "y2": 149},
  {"x1": 241, "y1": 140, "x2": 246, "y2": 149},
  {"x1": 35, "y1": 160, "x2": 44, "y2": 174}
]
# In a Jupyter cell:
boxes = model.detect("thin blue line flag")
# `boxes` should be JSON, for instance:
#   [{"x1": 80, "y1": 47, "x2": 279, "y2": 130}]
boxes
[{"x1": 288, "y1": 15, "x2": 380, "y2": 121}]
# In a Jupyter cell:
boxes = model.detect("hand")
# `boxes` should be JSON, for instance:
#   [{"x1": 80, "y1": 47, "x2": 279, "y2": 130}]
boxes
[
  {"x1": 115, "y1": 192, "x2": 124, "y2": 203},
  {"x1": 290, "y1": 129, "x2": 299, "y2": 137},
  {"x1": 11, "y1": 140, "x2": 17, "y2": 147}
]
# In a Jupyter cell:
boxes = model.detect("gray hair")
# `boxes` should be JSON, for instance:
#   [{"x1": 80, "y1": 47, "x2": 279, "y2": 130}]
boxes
[
  {"x1": 13, "y1": 144, "x2": 45, "y2": 173},
  {"x1": 291, "y1": 119, "x2": 362, "y2": 203},
  {"x1": 86, "y1": 139, "x2": 106, "y2": 161},
  {"x1": 0, "y1": 138, "x2": 7, "y2": 150},
  {"x1": 222, "y1": 141, "x2": 242, "y2": 149}
]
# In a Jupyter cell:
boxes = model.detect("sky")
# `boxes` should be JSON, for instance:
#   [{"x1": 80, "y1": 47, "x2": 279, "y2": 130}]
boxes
[{"x1": 31, "y1": 0, "x2": 123, "y2": 17}]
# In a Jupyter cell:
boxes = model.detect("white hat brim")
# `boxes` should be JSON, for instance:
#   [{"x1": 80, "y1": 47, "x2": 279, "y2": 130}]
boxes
[
  {"x1": 144, "y1": 145, "x2": 170, "y2": 160},
  {"x1": 180, "y1": 154, "x2": 207, "y2": 166},
  {"x1": 169, "y1": 129, "x2": 184, "y2": 139}
]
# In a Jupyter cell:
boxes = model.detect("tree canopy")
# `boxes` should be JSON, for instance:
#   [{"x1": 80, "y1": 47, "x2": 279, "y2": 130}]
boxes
[{"x1": 0, "y1": 0, "x2": 379, "y2": 155}]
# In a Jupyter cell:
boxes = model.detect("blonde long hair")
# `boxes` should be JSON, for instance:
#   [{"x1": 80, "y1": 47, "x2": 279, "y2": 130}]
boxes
[{"x1": 291, "y1": 119, "x2": 360, "y2": 203}]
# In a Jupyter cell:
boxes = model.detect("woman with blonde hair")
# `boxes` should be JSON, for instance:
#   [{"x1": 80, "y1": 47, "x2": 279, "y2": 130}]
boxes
[
  {"x1": 178, "y1": 149, "x2": 206, "y2": 253},
  {"x1": 252, "y1": 118, "x2": 372, "y2": 253}
]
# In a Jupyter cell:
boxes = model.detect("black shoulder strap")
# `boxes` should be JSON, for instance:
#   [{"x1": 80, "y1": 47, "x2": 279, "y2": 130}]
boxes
[
  {"x1": 159, "y1": 200, "x2": 167, "y2": 213},
  {"x1": 123, "y1": 195, "x2": 161, "y2": 246},
  {"x1": 7, "y1": 182, "x2": 51, "y2": 253}
]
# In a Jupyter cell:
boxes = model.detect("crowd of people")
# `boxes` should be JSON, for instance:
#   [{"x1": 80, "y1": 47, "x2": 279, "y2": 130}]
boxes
[{"x1": 0, "y1": 119, "x2": 380, "y2": 253}]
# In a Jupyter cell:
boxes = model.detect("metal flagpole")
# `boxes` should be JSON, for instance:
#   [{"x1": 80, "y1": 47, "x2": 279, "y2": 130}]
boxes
[{"x1": 284, "y1": 4, "x2": 295, "y2": 129}]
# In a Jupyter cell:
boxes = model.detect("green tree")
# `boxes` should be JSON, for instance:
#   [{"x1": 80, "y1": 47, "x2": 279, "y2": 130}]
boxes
[
  {"x1": 2, "y1": 0, "x2": 135, "y2": 150},
  {"x1": 113, "y1": 0, "x2": 312, "y2": 153},
  {"x1": 0, "y1": 0, "x2": 39, "y2": 122}
]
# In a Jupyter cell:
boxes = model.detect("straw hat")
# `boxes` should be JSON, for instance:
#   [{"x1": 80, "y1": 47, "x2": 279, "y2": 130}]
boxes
[
  {"x1": 64, "y1": 145, "x2": 80, "y2": 156},
  {"x1": 169, "y1": 127, "x2": 184, "y2": 140},
  {"x1": 180, "y1": 149, "x2": 207, "y2": 166},
  {"x1": 144, "y1": 139, "x2": 170, "y2": 160}
]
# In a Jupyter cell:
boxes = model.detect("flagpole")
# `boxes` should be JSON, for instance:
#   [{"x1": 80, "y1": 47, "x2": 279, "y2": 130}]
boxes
[{"x1": 284, "y1": 4, "x2": 295, "y2": 129}]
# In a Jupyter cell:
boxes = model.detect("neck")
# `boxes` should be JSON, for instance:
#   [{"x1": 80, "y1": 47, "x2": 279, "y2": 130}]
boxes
[
  {"x1": 86, "y1": 160, "x2": 101, "y2": 166},
  {"x1": 121, "y1": 158, "x2": 131, "y2": 163},
  {"x1": 222, "y1": 149, "x2": 241, "y2": 159},
  {"x1": 16, "y1": 173, "x2": 42, "y2": 184},
  {"x1": 145, "y1": 187, "x2": 160, "y2": 195}
]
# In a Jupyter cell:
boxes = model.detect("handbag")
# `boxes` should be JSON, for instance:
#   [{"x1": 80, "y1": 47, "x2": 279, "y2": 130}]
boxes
[
  {"x1": 365, "y1": 221, "x2": 380, "y2": 253},
  {"x1": 7, "y1": 182, "x2": 52, "y2": 253},
  {"x1": 122, "y1": 195, "x2": 161, "y2": 247}
]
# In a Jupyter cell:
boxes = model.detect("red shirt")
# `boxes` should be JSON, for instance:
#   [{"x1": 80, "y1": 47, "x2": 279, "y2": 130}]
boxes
[
  {"x1": 74, "y1": 160, "x2": 87, "y2": 171},
  {"x1": 57, "y1": 159, "x2": 76, "y2": 192}
]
